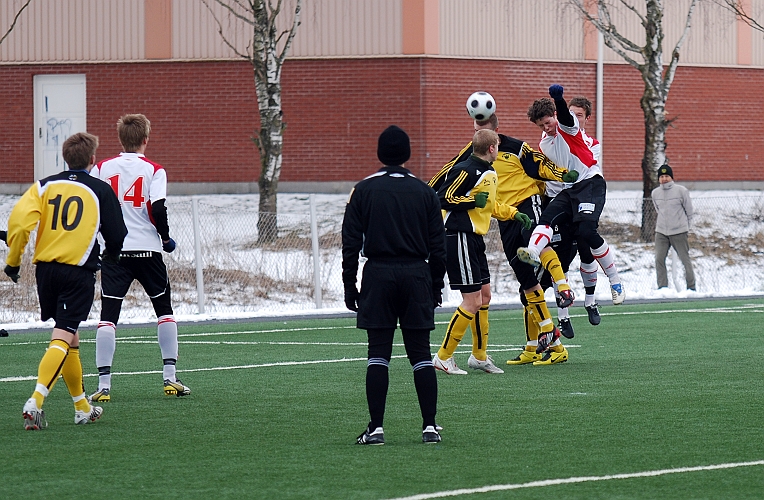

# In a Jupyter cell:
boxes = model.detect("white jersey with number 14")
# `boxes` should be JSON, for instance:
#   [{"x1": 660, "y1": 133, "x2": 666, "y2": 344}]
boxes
[{"x1": 93, "y1": 152, "x2": 166, "y2": 252}]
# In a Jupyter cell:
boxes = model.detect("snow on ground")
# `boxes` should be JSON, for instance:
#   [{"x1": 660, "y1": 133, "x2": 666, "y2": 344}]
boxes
[{"x1": 0, "y1": 190, "x2": 762, "y2": 331}]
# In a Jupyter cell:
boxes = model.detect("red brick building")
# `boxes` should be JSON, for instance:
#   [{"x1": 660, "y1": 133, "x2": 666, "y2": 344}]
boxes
[{"x1": 1, "y1": 0, "x2": 763, "y2": 194}]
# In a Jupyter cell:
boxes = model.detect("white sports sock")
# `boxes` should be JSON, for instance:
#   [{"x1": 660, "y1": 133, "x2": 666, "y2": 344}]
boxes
[
  {"x1": 580, "y1": 260, "x2": 598, "y2": 289},
  {"x1": 527, "y1": 225, "x2": 554, "y2": 254},
  {"x1": 585, "y1": 294, "x2": 596, "y2": 307},
  {"x1": 157, "y1": 315, "x2": 178, "y2": 381},
  {"x1": 95, "y1": 322, "x2": 117, "y2": 389},
  {"x1": 591, "y1": 242, "x2": 621, "y2": 285}
]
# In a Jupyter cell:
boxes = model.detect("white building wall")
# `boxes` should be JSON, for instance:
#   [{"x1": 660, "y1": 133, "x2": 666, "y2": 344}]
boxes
[{"x1": 0, "y1": 0, "x2": 760, "y2": 67}]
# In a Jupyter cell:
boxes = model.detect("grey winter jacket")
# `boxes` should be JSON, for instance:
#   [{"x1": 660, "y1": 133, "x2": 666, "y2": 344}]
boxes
[{"x1": 651, "y1": 181, "x2": 693, "y2": 236}]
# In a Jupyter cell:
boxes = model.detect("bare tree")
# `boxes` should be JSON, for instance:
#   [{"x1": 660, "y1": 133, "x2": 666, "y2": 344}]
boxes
[
  {"x1": 568, "y1": 0, "x2": 698, "y2": 241},
  {"x1": 0, "y1": 0, "x2": 32, "y2": 46},
  {"x1": 715, "y1": 0, "x2": 764, "y2": 32},
  {"x1": 202, "y1": 0, "x2": 302, "y2": 244}
]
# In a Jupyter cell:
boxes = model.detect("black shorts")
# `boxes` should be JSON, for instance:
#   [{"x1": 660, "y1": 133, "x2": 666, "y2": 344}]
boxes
[
  {"x1": 500, "y1": 195, "x2": 544, "y2": 290},
  {"x1": 540, "y1": 175, "x2": 607, "y2": 227},
  {"x1": 101, "y1": 251, "x2": 170, "y2": 299},
  {"x1": 36, "y1": 262, "x2": 96, "y2": 331},
  {"x1": 445, "y1": 231, "x2": 489, "y2": 293},
  {"x1": 357, "y1": 260, "x2": 434, "y2": 330},
  {"x1": 498, "y1": 194, "x2": 544, "y2": 262},
  {"x1": 549, "y1": 218, "x2": 577, "y2": 273}
]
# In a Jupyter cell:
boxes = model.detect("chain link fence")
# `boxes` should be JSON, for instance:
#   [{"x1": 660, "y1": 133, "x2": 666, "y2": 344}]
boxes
[{"x1": 1, "y1": 192, "x2": 763, "y2": 325}]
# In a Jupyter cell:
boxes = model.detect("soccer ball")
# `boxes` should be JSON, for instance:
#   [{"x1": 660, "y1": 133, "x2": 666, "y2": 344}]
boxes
[{"x1": 466, "y1": 91, "x2": 495, "y2": 121}]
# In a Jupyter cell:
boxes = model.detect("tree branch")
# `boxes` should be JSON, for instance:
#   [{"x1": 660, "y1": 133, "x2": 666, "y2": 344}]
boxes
[
  {"x1": 663, "y1": 0, "x2": 698, "y2": 95},
  {"x1": 569, "y1": 0, "x2": 643, "y2": 69},
  {"x1": 201, "y1": 0, "x2": 251, "y2": 60},
  {"x1": 0, "y1": 0, "x2": 32, "y2": 46},
  {"x1": 714, "y1": 0, "x2": 764, "y2": 32}
]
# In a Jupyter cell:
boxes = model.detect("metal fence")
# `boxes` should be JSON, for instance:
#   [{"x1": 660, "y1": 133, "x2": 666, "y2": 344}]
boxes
[{"x1": 1, "y1": 193, "x2": 763, "y2": 325}]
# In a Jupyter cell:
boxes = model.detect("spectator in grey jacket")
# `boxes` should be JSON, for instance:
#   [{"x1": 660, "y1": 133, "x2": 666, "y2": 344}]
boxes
[{"x1": 651, "y1": 165, "x2": 695, "y2": 290}]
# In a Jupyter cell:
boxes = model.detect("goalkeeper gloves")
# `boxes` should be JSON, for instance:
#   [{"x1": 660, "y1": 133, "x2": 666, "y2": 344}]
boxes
[
  {"x1": 162, "y1": 238, "x2": 176, "y2": 253},
  {"x1": 4, "y1": 265, "x2": 20, "y2": 283},
  {"x1": 344, "y1": 285, "x2": 359, "y2": 312},
  {"x1": 514, "y1": 212, "x2": 533, "y2": 230},
  {"x1": 562, "y1": 170, "x2": 579, "y2": 183},
  {"x1": 549, "y1": 84, "x2": 564, "y2": 100},
  {"x1": 474, "y1": 192, "x2": 489, "y2": 208}
]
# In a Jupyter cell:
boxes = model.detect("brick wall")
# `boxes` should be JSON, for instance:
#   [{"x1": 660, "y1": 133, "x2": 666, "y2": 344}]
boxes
[{"x1": 1, "y1": 58, "x2": 763, "y2": 186}]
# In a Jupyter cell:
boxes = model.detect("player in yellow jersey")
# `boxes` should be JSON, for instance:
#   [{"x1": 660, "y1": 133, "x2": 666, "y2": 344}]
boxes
[
  {"x1": 433, "y1": 129, "x2": 520, "y2": 375},
  {"x1": 432, "y1": 110, "x2": 578, "y2": 366},
  {"x1": 5, "y1": 132, "x2": 127, "y2": 429}
]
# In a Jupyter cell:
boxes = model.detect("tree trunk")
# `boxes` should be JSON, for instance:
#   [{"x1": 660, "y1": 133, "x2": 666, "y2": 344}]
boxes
[
  {"x1": 253, "y1": 10, "x2": 284, "y2": 245},
  {"x1": 639, "y1": 90, "x2": 663, "y2": 242}
]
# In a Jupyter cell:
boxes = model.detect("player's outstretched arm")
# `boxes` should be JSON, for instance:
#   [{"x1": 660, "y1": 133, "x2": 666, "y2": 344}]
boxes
[{"x1": 549, "y1": 84, "x2": 574, "y2": 128}]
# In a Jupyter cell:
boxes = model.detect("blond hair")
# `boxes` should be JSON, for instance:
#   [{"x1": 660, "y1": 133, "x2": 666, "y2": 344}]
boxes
[{"x1": 472, "y1": 129, "x2": 499, "y2": 155}]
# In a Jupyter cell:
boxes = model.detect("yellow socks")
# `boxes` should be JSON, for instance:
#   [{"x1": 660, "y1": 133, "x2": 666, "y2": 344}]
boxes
[
  {"x1": 471, "y1": 305, "x2": 490, "y2": 361},
  {"x1": 32, "y1": 339, "x2": 70, "y2": 408},
  {"x1": 61, "y1": 346, "x2": 91, "y2": 412},
  {"x1": 438, "y1": 307, "x2": 473, "y2": 359},
  {"x1": 540, "y1": 249, "x2": 571, "y2": 292},
  {"x1": 523, "y1": 303, "x2": 540, "y2": 346},
  {"x1": 524, "y1": 289, "x2": 554, "y2": 334}
]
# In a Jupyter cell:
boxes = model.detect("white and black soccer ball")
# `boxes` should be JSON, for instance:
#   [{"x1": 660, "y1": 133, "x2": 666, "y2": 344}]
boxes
[{"x1": 465, "y1": 91, "x2": 495, "y2": 121}]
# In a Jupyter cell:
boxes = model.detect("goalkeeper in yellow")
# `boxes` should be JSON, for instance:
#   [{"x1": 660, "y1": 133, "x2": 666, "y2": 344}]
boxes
[
  {"x1": 5, "y1": 132, "x2": 127, "y2": 430},
  {"x1": 431, "y1": 112, "x2": 578, "y2": 366}
]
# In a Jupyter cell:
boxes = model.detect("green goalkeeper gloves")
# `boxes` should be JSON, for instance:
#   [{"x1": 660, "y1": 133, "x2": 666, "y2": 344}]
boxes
[
  {"x1": 562, "y1": 170, "x2": 579, "y2": 183},
  {"x1": 514, "y1": 212, "x2": 533, "y2": 230},
  {"x1": 474, "y1": 192, "x2": 489, "y2": 208}
]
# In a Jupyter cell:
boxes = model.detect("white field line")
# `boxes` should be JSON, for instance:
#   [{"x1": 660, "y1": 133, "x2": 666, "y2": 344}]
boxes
[
  {"x1": 0, "y1": 302, "x2": 760, "y2": 381},
  {"x1": 385, "y1": 461, "x2": 764, "y2": 500},
  {"x1": 2, "y1": 303, "x2": 762, "y2": 348},
  {"x1": 0, "y1": 347, "x2": 541, "y2": 383}
]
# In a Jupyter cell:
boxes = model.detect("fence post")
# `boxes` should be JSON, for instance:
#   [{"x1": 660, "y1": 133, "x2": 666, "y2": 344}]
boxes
[
  {"x1": 310, "y1": 194, "x2": 323, "y2": 309},
  {"x1": 192, "y1": 197, "x2": 205, "y2": 314}
]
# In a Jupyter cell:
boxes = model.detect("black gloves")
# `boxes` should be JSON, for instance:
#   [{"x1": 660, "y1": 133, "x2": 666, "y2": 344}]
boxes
[
  {"x1": 4, "y1": 265, "x2": 20, "y2": 283},
  {"x1": 0, "y1": 230, "x2": 7, "y2": 246},
  {"x1": 474, "y1": 192, "x2": 489, "y2": 208},
  {"x1": 344, "y1": 285, "x2": 359, "y2": 312},
  {"x1": 432, "y1": 280, "x2": 444, "y2": 309},
  {"x1": 514, "y1": 213, "x2": 533, "y2": 230},
  {"x1": 562, "y1": 170, "x2": 579, "y2": 183},
  {"x1": 162, "y1": 238, "x2": 176, "y2": 253},
  {"x1": 549, "y1": 84, "x2": 564, "y2": 100}
]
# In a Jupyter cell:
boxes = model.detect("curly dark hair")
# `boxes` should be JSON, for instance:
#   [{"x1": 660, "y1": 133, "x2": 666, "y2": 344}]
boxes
[{"x1": 527, "y1": 98, "x2": 555, "y2": 123}]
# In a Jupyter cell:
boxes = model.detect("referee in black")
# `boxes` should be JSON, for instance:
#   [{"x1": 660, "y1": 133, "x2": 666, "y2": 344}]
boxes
[{"x1": 342, "y1": 125, "x2": 447, "y2": 445}]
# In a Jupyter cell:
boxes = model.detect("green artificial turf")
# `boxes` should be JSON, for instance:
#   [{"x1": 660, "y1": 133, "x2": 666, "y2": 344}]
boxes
[{"x1": 1, "y1": 299, "x2": 763, "y2": 499}]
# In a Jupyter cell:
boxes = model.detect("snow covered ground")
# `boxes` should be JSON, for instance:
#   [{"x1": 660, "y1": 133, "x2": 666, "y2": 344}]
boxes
[{"x1": 1, "y1": 189, "x2": 762, "y2": 331}]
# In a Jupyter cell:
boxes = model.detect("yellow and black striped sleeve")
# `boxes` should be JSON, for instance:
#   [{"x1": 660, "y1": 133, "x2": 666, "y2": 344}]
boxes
[
  {"x1": 428, "y1": 142, "x2": 473, "y2": 192},
  {"x1": 439, "y1": 169, "x2": 477, "y2": 210},
  {"x1": 519, "y1": 142, "x2": 568, "y2": 182}
]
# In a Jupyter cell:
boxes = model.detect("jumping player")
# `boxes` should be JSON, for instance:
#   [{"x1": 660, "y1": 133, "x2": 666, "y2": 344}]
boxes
[{"x1": 518, "y1": 85, "x2": 625, "y2": 307}]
